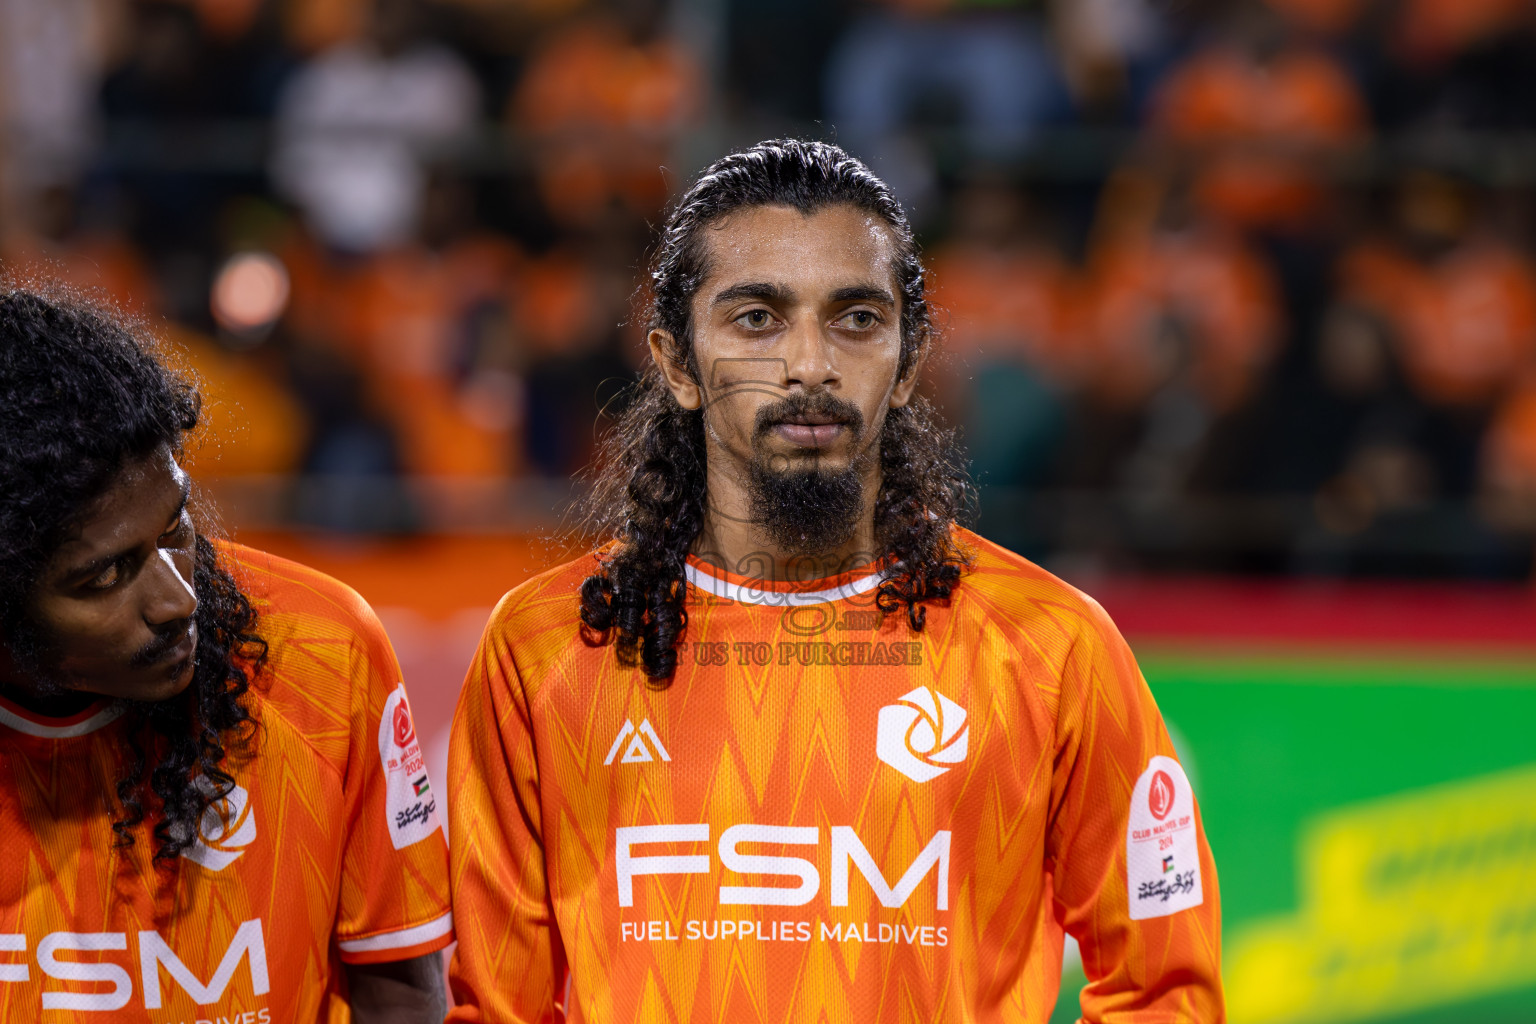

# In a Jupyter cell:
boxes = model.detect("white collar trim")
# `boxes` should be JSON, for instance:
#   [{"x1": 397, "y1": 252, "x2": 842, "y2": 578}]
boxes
[
  {"x1": 684, "y1": 561, "x2": 887, "y2": 607},
  {"x1": 0, "y1": 702, "x2": 124, "y2": 738}
]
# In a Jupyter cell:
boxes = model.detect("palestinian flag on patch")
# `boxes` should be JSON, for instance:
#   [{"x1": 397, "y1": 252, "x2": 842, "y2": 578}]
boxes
[{"x1": 412, "y1": 775, "x2": 430, "y2": 797}]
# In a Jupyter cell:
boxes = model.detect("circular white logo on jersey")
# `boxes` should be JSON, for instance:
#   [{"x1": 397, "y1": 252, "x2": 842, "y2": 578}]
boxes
[
  {"x1": 876, "y1": 686, "x2": 969, "y2": 783},
  {"x1": 181, "y1": 777, "x2": 257, "y2": 872}
]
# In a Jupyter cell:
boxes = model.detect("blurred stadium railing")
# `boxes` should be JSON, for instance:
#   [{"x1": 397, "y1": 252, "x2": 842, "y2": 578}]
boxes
[{"x1": 84, "y1": 120, "x2": 1536, "y2": 184}]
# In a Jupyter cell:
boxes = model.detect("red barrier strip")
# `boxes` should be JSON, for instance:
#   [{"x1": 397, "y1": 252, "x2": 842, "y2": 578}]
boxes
[{"x1": 1090, "y1": 578, "x2": 1536, "y2": 651}]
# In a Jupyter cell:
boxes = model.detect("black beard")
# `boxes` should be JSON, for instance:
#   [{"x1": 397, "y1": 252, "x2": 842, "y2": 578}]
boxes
[
  {"x1": 746, "y1": 390, "x2": 872, "y2": 558},
  {"x1": 747, "y1": 459, "x2": 865, "y2": 557}
]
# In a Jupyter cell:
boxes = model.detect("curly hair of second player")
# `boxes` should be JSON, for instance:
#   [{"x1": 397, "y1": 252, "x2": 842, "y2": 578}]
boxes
[
  {"x1": 0, "y1": 288, "x2": 266, "y2": 862},
  {"x1": 577, "y1": 139, "x2": 975, "y2": 683}
]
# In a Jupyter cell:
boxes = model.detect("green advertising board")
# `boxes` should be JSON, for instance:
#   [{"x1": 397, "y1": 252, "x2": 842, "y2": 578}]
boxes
[{"x1": 1051, "y1": 649, "x2": 1536, "y2": 1024}]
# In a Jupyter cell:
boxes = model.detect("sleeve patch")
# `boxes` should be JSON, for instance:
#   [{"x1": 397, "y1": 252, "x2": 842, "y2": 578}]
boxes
[
  {"x1": 377, "y1": 684, "x2": 442, "y2": 850},
  {"x1": 1126, "y1": 755, "x2": 1204, "y2": 920}
]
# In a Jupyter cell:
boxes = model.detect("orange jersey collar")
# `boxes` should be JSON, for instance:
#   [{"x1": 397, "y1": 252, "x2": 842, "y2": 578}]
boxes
[
  {"x1": 683, "y1": 554, "x2": 890, "y2": 606},
  {"x1": 0, "y1": 692, "x2": 122, "y2": 738}
]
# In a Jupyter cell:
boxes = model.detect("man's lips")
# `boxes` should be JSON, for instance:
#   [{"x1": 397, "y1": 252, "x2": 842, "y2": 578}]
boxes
[
  {"x1": 168, "y1": 627, "x2": 195, "y2": 664},
  {"x1": 771, "y1": 420, "x2": 848, "y2": 447},
  {"x1": 145, "y1": 625, "x2": 197, "y2": 672}
]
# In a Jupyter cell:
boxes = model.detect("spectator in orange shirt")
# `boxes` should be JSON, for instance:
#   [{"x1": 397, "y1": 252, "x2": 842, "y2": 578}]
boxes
[
  {"x1": 1334, "y1": 170, "x2": 1536, "y2": 412},
  {"x1": 266, "y1": 221, "x2": 419, "y2": 531},
  {"x1": 1082, "y1": 171, "x2": 1283, "y2": 415},
  {"x1": 1065, "y1": 168, "x2": 1283, "y2": 492},
  {"x1": 1149, "y1": 2, "x2": 1368, "y2": 234},
  {"x1": 1320, "y1": 170, "x2": 1536, "y2": 514},
  {"x1": 511, "y1": 0, "x2": 699, "y2": 227},
  {"x1": 337, "y1": 172, "x2": 526, "y2": 478}
]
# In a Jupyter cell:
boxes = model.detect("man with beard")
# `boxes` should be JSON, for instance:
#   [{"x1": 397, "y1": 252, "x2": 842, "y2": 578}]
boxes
[
  {"x1": 448, "y1": 140, "x2": 1223, "y2": 1022},
  {"x1": 0, "y1": 290, "x2": 451, "y2": 1021}
]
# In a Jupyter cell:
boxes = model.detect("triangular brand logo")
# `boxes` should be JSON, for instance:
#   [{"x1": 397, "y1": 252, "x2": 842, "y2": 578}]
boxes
[
  {"x1": 604, "y1": 719, "x2": 672, "y2": 766},
  {"x1": 604, "y1": 721, "x2": 635, "y2": 764}
]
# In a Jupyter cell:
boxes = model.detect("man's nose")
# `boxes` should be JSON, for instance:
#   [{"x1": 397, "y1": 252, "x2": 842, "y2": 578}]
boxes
[
  {"x1": 144, "y1": 548, "x2": 197, "y2": 626},
  {"x1": 782, "y1": 318, "x2": 839, "y2": 390}
]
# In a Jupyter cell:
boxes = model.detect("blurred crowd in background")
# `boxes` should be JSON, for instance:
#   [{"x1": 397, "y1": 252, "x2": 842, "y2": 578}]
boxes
[{"x1": 5, "y1": 0, "x2": 1536, "y2": 578}]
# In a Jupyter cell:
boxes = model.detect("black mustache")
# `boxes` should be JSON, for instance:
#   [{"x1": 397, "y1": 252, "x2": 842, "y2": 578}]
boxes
[
  {"x1": 130, "y1": 620, "x2": 194, "y2": 670},
  {"x1": 753, "y1": 391, "x2": 865, "y2": 438}
]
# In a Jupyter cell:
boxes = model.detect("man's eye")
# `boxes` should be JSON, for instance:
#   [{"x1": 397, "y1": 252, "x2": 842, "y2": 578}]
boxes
[
  {"x1": 736, "y1": 310, "x2": 774, "y2": 329},
  {"x1": 88, "y1": 563, "x2": 122, "y2": 590},
  {"x1": 161, "y1": 514, "x2": 192, "y2": 545},
  {"x1": 840, "y1": 311, "x2": 878, "y2": 329}
]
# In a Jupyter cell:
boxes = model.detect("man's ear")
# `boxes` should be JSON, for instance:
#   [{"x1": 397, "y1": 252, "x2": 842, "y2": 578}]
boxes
[
  {"x1": 889, "y1": 328, "x2": 931, "y2": 409},
  {"x1": 649, "y1": 329, "x2": 702, "y2": 410}
]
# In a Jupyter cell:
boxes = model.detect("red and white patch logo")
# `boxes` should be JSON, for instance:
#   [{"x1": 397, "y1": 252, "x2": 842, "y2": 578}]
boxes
[
  {"x1": 377, "y1": 684, "x2": 440, "y2": 850},
  {"x1": 1149, "y1": 769, "x2": 1175, "y2": 820},
  {"x1": 1126, "y1": 756, "x2": 1203, "y2": 921},
  {"x1": 393, "y1": 700, "x2": 416, "y2": 748}
]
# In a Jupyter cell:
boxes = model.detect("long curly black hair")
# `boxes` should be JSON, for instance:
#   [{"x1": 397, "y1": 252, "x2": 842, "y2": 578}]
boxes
[
  {"x1": 0, "y1": 288, "x2": 265, "y2": 863},
  {"x1": 579, "y1": 139, "x2": 974, "y2": 682}
]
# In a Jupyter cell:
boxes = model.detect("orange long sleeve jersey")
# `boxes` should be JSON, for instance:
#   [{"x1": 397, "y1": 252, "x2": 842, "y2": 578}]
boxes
[
  {"x1": 0, "y1": 544, "x2": 453, "y2": 1022},
  {"x1": 448, "y1": 528, "x2": 1222, "y2": 1023}
]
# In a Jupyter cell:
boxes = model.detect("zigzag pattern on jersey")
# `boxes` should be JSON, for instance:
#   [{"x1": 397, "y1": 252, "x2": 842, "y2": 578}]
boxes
[{"x1": 450, "y1": 528, "x2": 1223, "y2": 1023}]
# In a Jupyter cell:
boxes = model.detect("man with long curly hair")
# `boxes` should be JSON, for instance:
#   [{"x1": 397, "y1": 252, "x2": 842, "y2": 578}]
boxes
[
  {"x1": 449, "y1": 140, "x2": 1224, "y2": 1022},
  {"x1": 0, "y1": 290, "x2": 452, "y2": 1021}
]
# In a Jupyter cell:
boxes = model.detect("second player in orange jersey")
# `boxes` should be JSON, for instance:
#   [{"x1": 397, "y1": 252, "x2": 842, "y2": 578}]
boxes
[
  {"x1": 0, "y1": 291, "x2": 452, "y2": 1022},
  {"x1": 448, "y1": 140, "x2": 1223, "y2": 1022}
]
